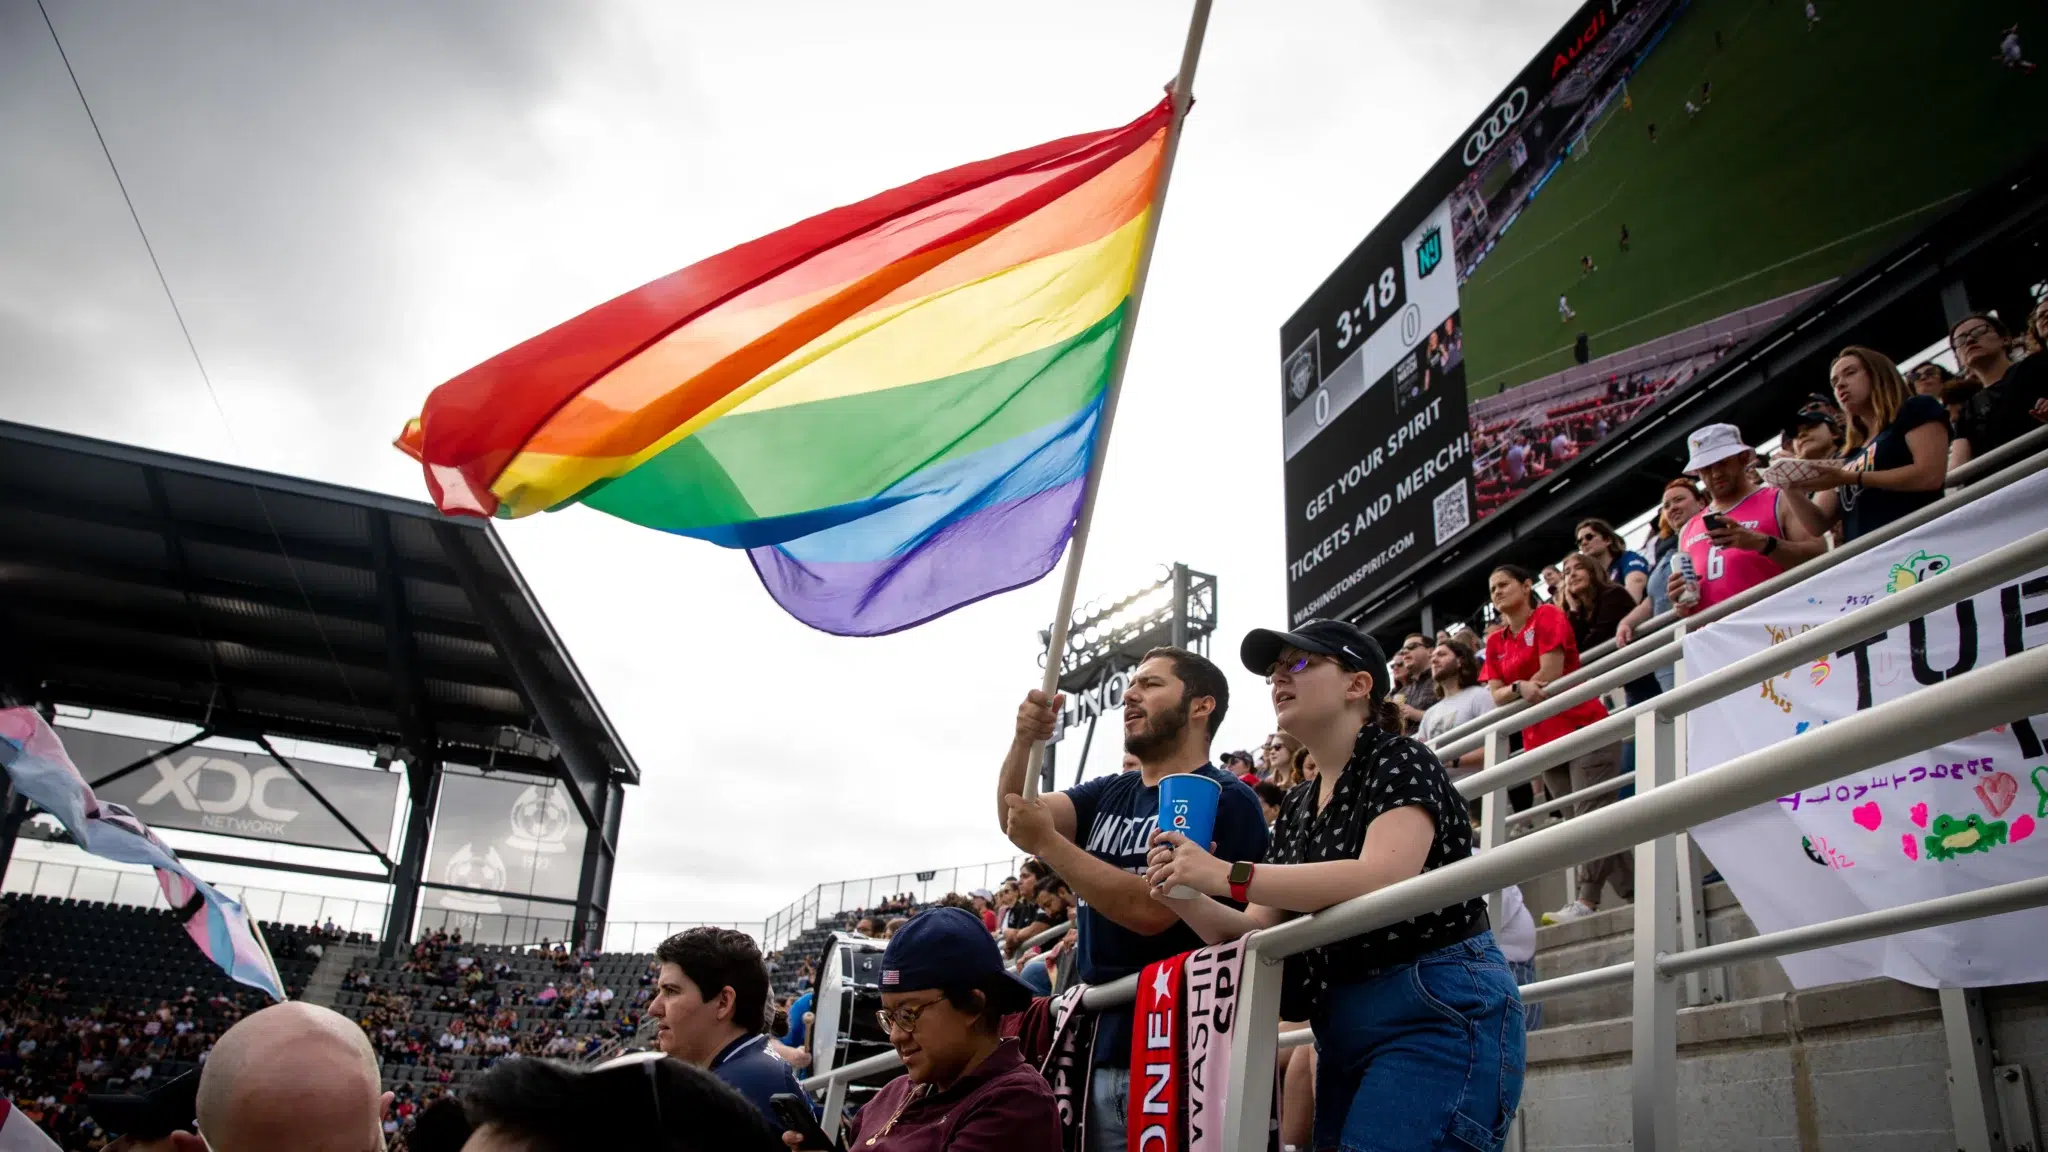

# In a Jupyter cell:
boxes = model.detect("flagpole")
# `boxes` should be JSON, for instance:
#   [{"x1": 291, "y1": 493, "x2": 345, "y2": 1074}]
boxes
[{"x1": 1024, "y1": 0, "x2": 1213, "y2": 798}]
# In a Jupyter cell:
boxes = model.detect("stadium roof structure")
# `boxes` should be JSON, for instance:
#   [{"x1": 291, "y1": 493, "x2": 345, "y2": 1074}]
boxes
[{"x1": 0, "y1": 420, "x2": 636, "y2": 947}]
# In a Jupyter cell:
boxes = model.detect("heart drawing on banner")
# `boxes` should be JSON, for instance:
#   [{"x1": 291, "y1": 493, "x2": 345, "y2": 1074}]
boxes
[
  {"x1": 1910, "y1": 802, "x2": 1930, "y2": 829},
  {"x1": 1852, "y1": 802, "x2": 1883, "y2": 831},
  {"x1": 1975, "y1": 773, "x2": 2019, "y2": 819},
  {"x1": 1900, "y1": 834, "x2": 1919, "y2": 861},
  {"x1": 2014, "y1": 815, "x2": 2037, "y2": 843}
]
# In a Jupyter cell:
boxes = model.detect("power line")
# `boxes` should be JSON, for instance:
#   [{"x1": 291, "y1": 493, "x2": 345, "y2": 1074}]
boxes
[{"x1": 34, "y1": 0, "x2": 376, "y2": 732}]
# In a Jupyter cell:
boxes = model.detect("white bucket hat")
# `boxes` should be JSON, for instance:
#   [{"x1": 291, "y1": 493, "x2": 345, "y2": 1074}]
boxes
[{"x1": 1683, "y1": 423, "x2": 1751, "y2": 473}]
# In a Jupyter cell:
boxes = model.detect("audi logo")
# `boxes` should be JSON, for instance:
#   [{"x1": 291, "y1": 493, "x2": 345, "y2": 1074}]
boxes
[{"x1": 1462, "y1": 87, "x2": 1529, "y2": 167}]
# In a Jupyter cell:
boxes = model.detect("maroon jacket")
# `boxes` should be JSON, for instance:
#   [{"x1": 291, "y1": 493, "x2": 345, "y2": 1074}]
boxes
[{"x1": 846, "y1": 1039, "x2": 1059, "y2": 1152}]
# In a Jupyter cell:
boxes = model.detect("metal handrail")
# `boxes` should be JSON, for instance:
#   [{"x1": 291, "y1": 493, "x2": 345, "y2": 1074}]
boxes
[
  {"x1": 1946, "y1": 420, "x2": 2048, "y2": 489},
  {"x1": 801, "y1": 647, "x2": 2048, "y2": 1105},
  {"x1": 1428, "y1": 440, "x2": 2048, "y2": 760},
  {"x1": 1010, "y1": 920, "x2": 1071, "y2": 971},
  {"x1": 1254, "y1": 652, "x2": 2048, "y2": 960},
  {"x1": 1506, "y1": 769, "x2": 1635, "y2": 827},
  {"x1": 1445, "y1": 524, "x2": 2048, "y2": 806}
]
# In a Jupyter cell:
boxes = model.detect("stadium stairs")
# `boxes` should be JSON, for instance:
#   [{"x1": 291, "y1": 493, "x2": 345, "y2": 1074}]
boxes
[
  {"x1": 298, "y1": 939, "x2": 373, "y2": 1009},
  {"x1": 1513, "y1": 872, "x2": 2048, "y2": 1150}
]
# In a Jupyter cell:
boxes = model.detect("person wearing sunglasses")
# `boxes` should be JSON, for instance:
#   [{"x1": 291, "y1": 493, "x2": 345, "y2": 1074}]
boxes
[
  {"x1": 403, "y1": 1052, "x2": 783, "y2": 1152},
  {"x1": 1142, "y1": 619, "x2": 1522, "y2": 1152},
  {"x1": 1948, "y1": 311, "x2": 2048, "y2": 470},
  {"x1": 800, "y1": 906, "x2": 1056, "y2": 1152}
]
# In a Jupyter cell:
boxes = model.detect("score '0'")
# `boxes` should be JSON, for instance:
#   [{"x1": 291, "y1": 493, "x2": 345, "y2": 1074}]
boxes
[{"x1": 1401, "y1": 303, "x2": 1422, "y2": 346}]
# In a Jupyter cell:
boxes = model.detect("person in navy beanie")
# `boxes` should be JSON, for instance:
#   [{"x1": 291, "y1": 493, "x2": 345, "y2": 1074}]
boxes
[{"x1": 779, "y1": 907, "x2": 1057, "y2": 1152}]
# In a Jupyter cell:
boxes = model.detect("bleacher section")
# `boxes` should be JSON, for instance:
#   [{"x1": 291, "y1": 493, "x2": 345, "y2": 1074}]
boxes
[
  {"x1": 0, "y1": 893, "x2": 346, "y2": 1150},
  {"x1": 330, "y1": 935, "x2": 655, "y2": 1094}
]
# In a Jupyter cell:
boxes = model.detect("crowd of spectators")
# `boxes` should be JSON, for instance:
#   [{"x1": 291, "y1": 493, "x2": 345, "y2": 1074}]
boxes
[
  {"x1": 1470, "y1": 352, "x2": 1722, "y2": 518},
  {"x1": 16, "y1": 306, "x2": 2043, "y2": 1152}
]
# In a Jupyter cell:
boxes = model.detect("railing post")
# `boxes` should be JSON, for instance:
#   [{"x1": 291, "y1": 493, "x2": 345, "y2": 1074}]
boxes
[
  {"x1": 1222, "y1": 936, "x2": 1283, "y2": 1152},
  {"x1": 1665, "y1": 644, "x2": 1728, "y2": 1008},
  {"x1": 1478, "y1": 728, "x2": 1513, "y2": 930},
  {"x1": 1942, "y1": 987, "x2": 2010, "y2": 1152},
  {"x1": 1630, "y1": 707, "x2": 1679, "y2": 1150}
]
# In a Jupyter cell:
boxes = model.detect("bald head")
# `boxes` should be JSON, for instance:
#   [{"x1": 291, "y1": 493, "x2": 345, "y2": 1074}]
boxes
[{"x1": 195, "y1": 1002, "x2": 386, "y2": 1152}]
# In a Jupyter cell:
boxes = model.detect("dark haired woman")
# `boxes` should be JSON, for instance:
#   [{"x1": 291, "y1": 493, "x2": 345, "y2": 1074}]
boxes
[
  {"x1": 1142, "y1": 618, "x2": 1523, "y2": 1152},
  {"x1": 1478, "y1": 565, "x2": 1627, "y2": 926},
  {"x1": 1558, "y1": 552, "x2": 1635, "y2": 652},
  {"x1": 407, "y1": 1053, "x2": 782, "y2": 1152},
  {"x1": 797, "y1": 907, "x2": 1058, "y2": 1152}
]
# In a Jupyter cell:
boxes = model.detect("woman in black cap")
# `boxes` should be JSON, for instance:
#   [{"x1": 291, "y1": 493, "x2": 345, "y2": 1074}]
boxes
[
  {"x1": 1143, "y1": 618, "x2": 1524, "y2": 1152},
  {"x1": 787, "y1": 906, "x2": 1057, "y2": 1152}
]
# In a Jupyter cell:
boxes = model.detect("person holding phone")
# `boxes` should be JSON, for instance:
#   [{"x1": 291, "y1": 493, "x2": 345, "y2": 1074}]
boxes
[
  {"x1": 781, "y1": 907, "x2": 1057, "y2": 1152},
  {"x1": 1670, "y1": 423, "x2": 1827, "y2": 613}
]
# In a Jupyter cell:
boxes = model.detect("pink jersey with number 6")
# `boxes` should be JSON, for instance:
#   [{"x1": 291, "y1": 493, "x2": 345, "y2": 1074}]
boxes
[{"x1": 1678, "y1": 486, "x2": 1785, "y2": 609}]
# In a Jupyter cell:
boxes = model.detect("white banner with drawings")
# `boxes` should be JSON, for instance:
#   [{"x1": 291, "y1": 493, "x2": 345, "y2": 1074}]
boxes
[{"x1": 1682, "y1": 469, "x2": 2048, "y2": 989}]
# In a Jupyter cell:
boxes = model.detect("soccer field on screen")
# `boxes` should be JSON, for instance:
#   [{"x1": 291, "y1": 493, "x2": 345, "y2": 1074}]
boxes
[{"x1": 1458, "y1": 0, "x2": 2048, "y2": 398}]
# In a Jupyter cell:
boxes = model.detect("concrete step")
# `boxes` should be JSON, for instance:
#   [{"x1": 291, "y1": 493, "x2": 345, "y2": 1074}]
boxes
[{"x1": 1528, "y1": 880, "x2": 1796, "y2": 1030}]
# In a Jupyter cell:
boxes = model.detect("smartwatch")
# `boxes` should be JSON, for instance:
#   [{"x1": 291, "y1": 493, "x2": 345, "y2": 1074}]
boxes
[{"x1": 1227, "y1": 861, "x2": 1255, "y2": 903}]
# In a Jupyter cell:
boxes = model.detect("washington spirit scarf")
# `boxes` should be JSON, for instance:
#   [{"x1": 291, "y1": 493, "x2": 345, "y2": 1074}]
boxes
[
  {"x1": 1128, "y1": 940, "x2": 1256, "y2": 1152},
  {"x1": 1040, "y1": 985, "x2": 1098, "y2": 1152}
]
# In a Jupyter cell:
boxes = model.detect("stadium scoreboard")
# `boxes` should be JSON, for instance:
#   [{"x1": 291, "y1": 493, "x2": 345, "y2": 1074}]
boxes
[{"x1": 1279, "y1": 0, "x2": 1654, "y2": 624}]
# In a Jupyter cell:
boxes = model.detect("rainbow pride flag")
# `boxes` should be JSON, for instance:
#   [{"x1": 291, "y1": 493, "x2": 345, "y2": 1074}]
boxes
[{"x1": 398, "y1": 97, "x2": 1173, "y2": 635}]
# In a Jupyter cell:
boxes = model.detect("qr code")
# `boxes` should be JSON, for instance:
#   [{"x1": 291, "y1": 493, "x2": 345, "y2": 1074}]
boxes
[{"x1": 1432, "y1": 480, "x2": 1470, "y2": 545}]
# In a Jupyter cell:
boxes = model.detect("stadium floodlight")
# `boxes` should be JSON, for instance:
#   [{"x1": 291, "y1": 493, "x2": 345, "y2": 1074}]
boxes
[{"x1": 1034, "y1": 564, "x2": 1217, "y2": 788}]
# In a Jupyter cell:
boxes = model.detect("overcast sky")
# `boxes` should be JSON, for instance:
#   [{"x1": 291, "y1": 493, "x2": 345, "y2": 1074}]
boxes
[{"x1": 1, "y1": 0, "x2": 1583, "y2": 926}]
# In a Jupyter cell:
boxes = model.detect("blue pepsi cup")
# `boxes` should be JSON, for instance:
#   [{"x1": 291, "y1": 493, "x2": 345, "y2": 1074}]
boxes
[{"x1": 1157, "y1": 774, "x2": 1222, "y2": 899}]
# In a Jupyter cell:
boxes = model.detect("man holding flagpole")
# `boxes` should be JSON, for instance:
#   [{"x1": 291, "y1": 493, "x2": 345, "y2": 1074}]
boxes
[{"x1": 997, "y1": 647, "x2": 1267, "y2": 1152}]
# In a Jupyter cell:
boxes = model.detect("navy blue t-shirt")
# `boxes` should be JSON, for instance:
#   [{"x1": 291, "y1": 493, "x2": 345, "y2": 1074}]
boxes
[
  {"x1": 1064, "y1": 763, "x2": 1269, "y2": 1058},
  {"x1": 1838, "y1": 393, "x2": 1948, "y2": 542},
  {"x1": 711, "y1": 1032, "x2": 806, "y2": 1123}
]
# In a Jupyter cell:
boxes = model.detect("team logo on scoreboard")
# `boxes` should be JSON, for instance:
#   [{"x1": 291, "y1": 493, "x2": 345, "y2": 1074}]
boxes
[
  {"x1": 1283, "y1": 331, "x2": 1320, "y2": 407},
  {"x1": 1415, "y1": 226, "x2": 1443, "y2": 279}
]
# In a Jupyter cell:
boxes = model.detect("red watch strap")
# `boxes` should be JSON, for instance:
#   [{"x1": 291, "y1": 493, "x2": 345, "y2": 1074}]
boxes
[{"x1": 1229, "y1": 863, "x2": 1254, "y2": 903}]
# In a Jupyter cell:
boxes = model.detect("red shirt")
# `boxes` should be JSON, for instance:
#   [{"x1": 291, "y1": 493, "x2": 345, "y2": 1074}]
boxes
[
  {"x1": 981, "y1": 908, "x2": 998, "y2": 933},
  {"x1": 1480, "y1": 604, "x2": 1608, "y2": 749}
]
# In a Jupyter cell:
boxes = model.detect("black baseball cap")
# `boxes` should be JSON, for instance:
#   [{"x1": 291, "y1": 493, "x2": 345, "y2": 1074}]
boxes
[
  {"x1": 1240, "y1": 619, "x2": 1389, "y2": 686},
  {"x1": 880, "y1": 907, "x2": 1035, "y2": 1014},
  {"x1": 85, "y1": 1067, "x2": 199, "y2": 1141}
]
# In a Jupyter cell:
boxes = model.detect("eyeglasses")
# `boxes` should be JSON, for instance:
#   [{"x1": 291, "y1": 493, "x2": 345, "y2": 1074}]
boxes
[
  {"x1": 1265, "y1": 654, "x2": 1335, "y2": 682},
  {"x1": 876, "y1": 995, "x2": 946, "y2": 1035},
  {"x1": 1575, "y1": 532, "x2": 1601, "y2": 545},
  {"x1": 1952, "y1": 324, "x2": 1999, "y2": 348}
]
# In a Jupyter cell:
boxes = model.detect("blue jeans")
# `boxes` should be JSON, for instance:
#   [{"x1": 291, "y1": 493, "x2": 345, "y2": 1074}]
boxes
[
  {"x1": 1310, "y1": 932, "x2": 1525, "y2": 1152},
  {"x1": 1019, "y1": 958, "x2": 1054, "y2": 996},
  {"x1": 1087, "y1": 1066, "x2": 1128, "y2": 1152}
]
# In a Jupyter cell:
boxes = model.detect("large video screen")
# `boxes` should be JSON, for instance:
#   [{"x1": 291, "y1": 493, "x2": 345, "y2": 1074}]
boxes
[{"x1": 1280, "y1": 0, "x2": 2048, "y2": 623}]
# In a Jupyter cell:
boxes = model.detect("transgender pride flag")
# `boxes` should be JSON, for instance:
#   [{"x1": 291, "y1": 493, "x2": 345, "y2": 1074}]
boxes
[{"x1": 0, "y1": 709, "x2": 286, "y2": 1001}]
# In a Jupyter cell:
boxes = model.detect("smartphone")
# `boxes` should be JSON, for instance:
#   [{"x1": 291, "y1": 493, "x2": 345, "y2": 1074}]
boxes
[
  {"x1": 771, "y1": 1093, "x2": 841, "y2": 1152},
  {"x1": 1701, "y1": 512, "x2": 1728, "y2": 531}
]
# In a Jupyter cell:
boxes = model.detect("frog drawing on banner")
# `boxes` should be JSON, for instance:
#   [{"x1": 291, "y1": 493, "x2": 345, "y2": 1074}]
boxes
[
  {"x1": 1885, "y1": 550, "x2": 1951, "y2": 594},
  {"x1": 1923, "y1": 813, "x2": 2007, "y2": 861}
]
